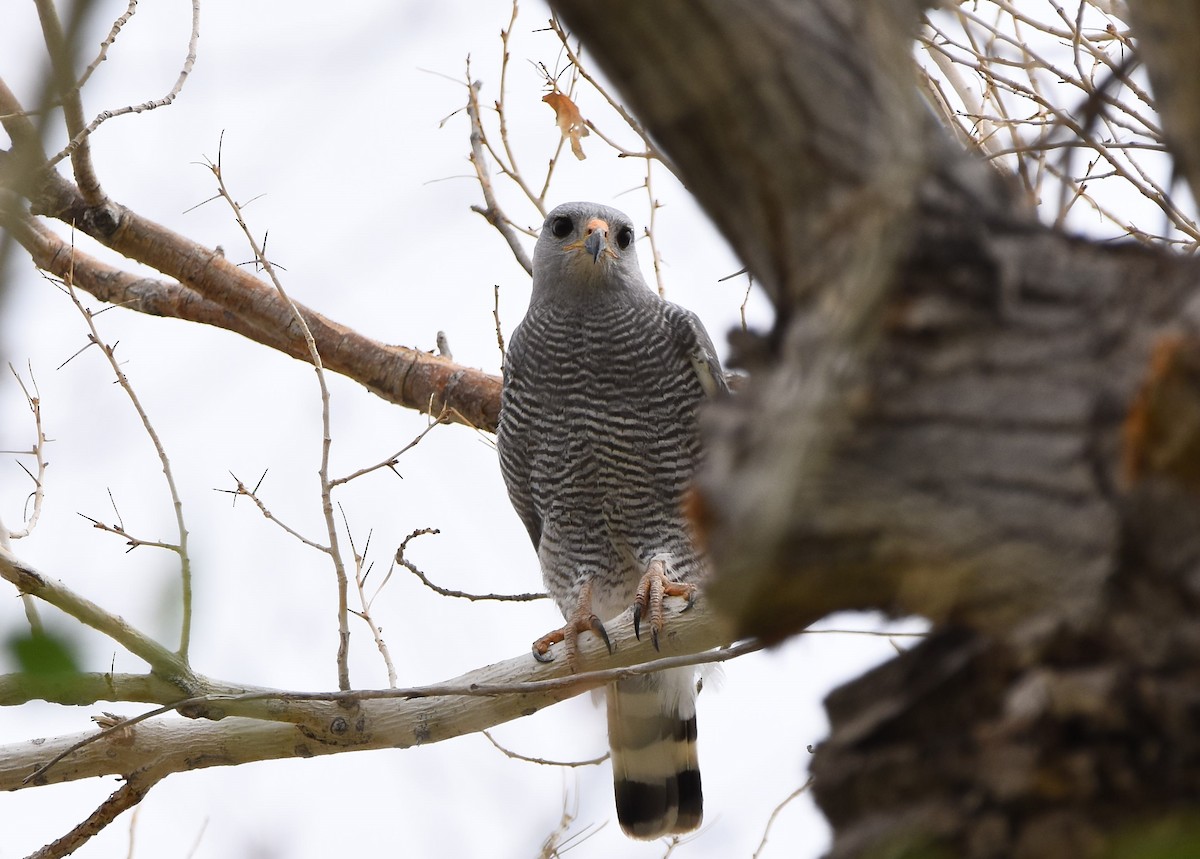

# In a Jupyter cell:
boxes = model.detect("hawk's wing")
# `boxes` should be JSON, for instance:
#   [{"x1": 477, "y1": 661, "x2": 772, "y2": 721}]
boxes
[
  {"x1": 496, "y1": 321, "x2": 543, "y2": 551},
  {"x1": 688, "y1": 310, "x2": 728, "y2": 399},
  {"x1": 671, "y1": 305, "x2": 729, "y2": 400}
]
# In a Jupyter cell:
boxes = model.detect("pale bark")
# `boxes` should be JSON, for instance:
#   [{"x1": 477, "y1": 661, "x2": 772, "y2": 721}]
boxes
[{"x1": 1, "y1": 584, "x2": 733, "y2": 791}]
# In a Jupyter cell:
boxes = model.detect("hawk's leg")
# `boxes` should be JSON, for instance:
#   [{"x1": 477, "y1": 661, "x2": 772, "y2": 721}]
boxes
[
  {"x1": 532, "y1": 579, "x2": 613, "y2": 664},
  {"x1": 633, "y1": 558, "x2": 698, "y2": 651}
]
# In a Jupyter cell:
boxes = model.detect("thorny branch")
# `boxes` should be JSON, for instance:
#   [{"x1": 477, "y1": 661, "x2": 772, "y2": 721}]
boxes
[
  {"x1": 62, "y1": 265, "x2": 194, "y2": 661},
  {"x1": 330, "y1": 413, "x2": 447, "y2": 487},
  {"x1": 205, "y1": 144, "x2": 354, "y2": 690},
  {"x1": 342, "y1": 510, "x2": 399, "y2": 688}
]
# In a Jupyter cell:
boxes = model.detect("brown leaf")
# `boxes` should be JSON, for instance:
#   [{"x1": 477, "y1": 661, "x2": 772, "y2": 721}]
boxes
[{"x1": 542, "y1": 92, "x2": 589, "y2": 160}]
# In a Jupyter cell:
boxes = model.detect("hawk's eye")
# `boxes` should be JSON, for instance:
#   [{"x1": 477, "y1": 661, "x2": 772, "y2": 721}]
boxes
[
  {"x1": 551, "y1": 216, "x2": 573, "y2": 239},
  {"x1": 615, "y1": 225, "x2": 634, "y2": 249}
]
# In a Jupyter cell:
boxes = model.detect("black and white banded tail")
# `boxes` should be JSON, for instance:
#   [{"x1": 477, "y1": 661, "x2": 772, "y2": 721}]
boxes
[{"x1": 607, "y1": 668, "x2": 702, "y2": 838}]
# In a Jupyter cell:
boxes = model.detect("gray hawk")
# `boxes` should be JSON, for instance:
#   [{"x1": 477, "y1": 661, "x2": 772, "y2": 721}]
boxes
[{"x1": 496, "y1": 201, "x2": 727, "y2": 839}]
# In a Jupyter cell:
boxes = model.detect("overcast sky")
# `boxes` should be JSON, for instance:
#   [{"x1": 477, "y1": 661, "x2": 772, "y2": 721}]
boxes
[{"x1": 2, "y1": 2, "x2": 935, "y2": 857}]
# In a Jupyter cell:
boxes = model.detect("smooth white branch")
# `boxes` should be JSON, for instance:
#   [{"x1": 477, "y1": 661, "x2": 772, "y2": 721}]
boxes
[{"x1": 1, "y1": 598, "x2": 738, "y2": 791}]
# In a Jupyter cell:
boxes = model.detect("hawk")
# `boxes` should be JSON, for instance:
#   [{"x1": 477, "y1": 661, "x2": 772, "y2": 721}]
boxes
[{"x1": 496, "y1": 201, "x2": 726, "y2": 839}]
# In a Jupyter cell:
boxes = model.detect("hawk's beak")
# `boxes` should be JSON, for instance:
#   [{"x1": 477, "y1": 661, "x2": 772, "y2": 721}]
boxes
[{"x1": 582, "y1": 217, "x2": 610, "y2": 263}]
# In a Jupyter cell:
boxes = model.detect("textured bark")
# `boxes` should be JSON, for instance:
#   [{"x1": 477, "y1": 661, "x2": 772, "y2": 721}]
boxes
[{"x1": 550, "y1": 0, "x2": 1200, "y2": 855}]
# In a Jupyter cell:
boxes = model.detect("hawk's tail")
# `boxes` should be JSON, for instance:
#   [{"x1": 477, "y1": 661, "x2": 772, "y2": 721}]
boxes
[{"x1": 606, "y1": 667, "x2": 702, "y2": 839}]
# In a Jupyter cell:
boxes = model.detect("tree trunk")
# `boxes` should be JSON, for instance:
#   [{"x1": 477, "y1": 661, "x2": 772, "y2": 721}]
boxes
[{"x1": 550, "y1": 0, "x2": 1200, "y2": 855}]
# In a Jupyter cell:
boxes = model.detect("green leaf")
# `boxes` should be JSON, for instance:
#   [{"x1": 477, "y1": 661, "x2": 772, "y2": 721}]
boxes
[{"x1": 6, "y1": 630, "x2": 81, "y2": 676}]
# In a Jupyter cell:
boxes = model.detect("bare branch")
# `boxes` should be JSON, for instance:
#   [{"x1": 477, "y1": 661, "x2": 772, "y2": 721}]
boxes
[
  {"x1": 330, "y1": 415, "x2": 446, "y2": 487},
  {"x1": 396, "y1": 527, "x2": 548, "y2": 602},
  {"x1": 28, "y1": 765, "x2": 165, "y2": 859},
  {"x1": 751, "y1": 777, "x2": 815, "y2": 859},
  {"x1": 466, "y1": 76, "x2": 535, "y2": 276},
  {"x1": 33, "y1": 0, "x2": 104, "y2": 203},
  {"x1": 493, "y1": 283, "x2": 506, "y2": 367},
  {"x1": 342, "y1": 512, "x2": 399, "y2": 688},
  {"x1": 5, "y1": 364, "x2": 48, "y2": 541},
  {"x1": 545, "y1": 13, "x2": 669, "y2": 166},
  {"x1": 208, "y1": 151, "x2": 355, "y2": 690},
  {"x1": 221, "y1": 472, "x2": 327, "y2": 552},
  {"x1": 0, "y1": 547, "x2": 192, "y2": 683},
  {"x1": 62, "y1": 271, "x2": 194, "y2": 661},
  {"x1": 482, "y1": 730, "x2": 608, "y2": 767},
  {"x1": 0, "y1": 168, "x2": 504, "y2": 432},
  {"x1": 43, "y1": 0, "x2": 200, "y2": 188},
  {"x1": 1, "y1": 600, "x2": 743, "y2": 792}
]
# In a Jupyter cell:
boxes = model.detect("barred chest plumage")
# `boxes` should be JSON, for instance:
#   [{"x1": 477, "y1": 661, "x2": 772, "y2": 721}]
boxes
[
  {"x1": 499, "y1": 291, "x2": 708, "y2": 620},
  {"x1": 496, "y1": 201, "x2": 724, "y2": 839}
]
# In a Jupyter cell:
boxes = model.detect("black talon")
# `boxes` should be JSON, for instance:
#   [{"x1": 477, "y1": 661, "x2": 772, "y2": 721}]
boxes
[
  {"x1": 532, "y1": 645, "x2": 555, "y2": 663},
  {"x1": 681, "y1": 590, "x2": 697, "y2": 613},
  {"x1": 591, "y1": 616, "x2": 613, "y2": 654},
  {"x1": 633, "y1": 605, "x2": 643, "y2": 640}
]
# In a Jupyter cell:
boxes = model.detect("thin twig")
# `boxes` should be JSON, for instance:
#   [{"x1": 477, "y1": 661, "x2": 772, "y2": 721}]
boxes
[
  {"x1": 207, "y1": 140, "x2": 353, "y2": 691},
  {"x1": 330, "y1": 415, "x2": 446, "y2": 487},
  {"x1": 751, "y1": 776, "x2": 815, "y2": 859},
  {"x1": 493, "y1": 283, "x2": 507, "y2": 367},
  {"x1": 546, "y1": 12, "x2": 669, "y2": 167},
  {"x1": 33, "y1": 0, "x2": 104, "y2": 203},
  {"x1": 5, "y1": 363, "x2": 48, "y2": 540},
  {"x1": 44, "y1": 0, "x2": 201, "y2": 176},
  {"x1": 62, "y1": 252, "x2": 194, "y2": 662},
  {"x1": 28, "y1": 767, "x2": 166, "y2": 859},
  {"x1": 466, "y1": 74, "x2": 534, "y2": 275},
  {"x1": 482, "y1": 730, "x2": 608, "y2": 767},
  {"x1": 396, "y1": 527, "x2": 548, "y2": 602},
  {"x1": 643, "y1": 160, "x2": 667, "y2": 296},
  {"x1": 220, "y1": 472, "x2": 328, "y2": 552},
  {"x1": 341, "y1": 511, "x2": 398, "y2": 687}
]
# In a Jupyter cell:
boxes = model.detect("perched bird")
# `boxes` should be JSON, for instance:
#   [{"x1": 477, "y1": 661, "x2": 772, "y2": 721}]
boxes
[{"x1": 496, "y1": 201, "x2": 726, "y2": 839}]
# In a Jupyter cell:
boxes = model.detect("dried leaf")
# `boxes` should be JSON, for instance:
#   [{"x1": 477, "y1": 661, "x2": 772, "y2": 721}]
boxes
[{"x1": 542, "y1": 92, "x2": 589, "y2": 160}]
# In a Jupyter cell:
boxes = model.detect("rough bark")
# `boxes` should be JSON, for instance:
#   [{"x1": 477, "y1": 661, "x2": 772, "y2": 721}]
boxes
[{"x1": 550, "y1": 0, "x2": 1200, "y2": 855}]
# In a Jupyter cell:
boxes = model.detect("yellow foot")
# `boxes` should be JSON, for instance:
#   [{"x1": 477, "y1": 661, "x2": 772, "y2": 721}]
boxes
[
  {"x1": 633, "y1": 558, "x2": 698, "y2": 650},
  {"x1": 532, "y1": 579, "x2": 612, "y2": 664}
]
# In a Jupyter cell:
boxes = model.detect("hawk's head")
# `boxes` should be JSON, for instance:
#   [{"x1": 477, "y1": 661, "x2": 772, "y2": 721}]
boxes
[{"x1": 531, "y1": 202, "x2": 646, "y2": 300}]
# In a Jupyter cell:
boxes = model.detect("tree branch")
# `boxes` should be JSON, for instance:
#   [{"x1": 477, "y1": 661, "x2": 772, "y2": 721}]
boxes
[
  {"x1": 0, "y1": 203, "x2": 503, "y2": 431},
  {"x1": 0, "y1": 599, "x2": 739, "y2": 791},
  {"x1": 0, "y1": 547, "x2": 193, "y2": 684}
]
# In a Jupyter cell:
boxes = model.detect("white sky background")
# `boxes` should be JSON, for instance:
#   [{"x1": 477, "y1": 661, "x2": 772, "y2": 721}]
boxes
[{"x1": 0, "y1": 2, "x2": 930, "y2": 858}]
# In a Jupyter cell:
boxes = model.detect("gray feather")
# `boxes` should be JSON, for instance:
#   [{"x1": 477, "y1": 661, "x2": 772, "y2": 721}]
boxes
[{"x1": 496, "y1": 202, "x2": 722, "y2": 838}]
